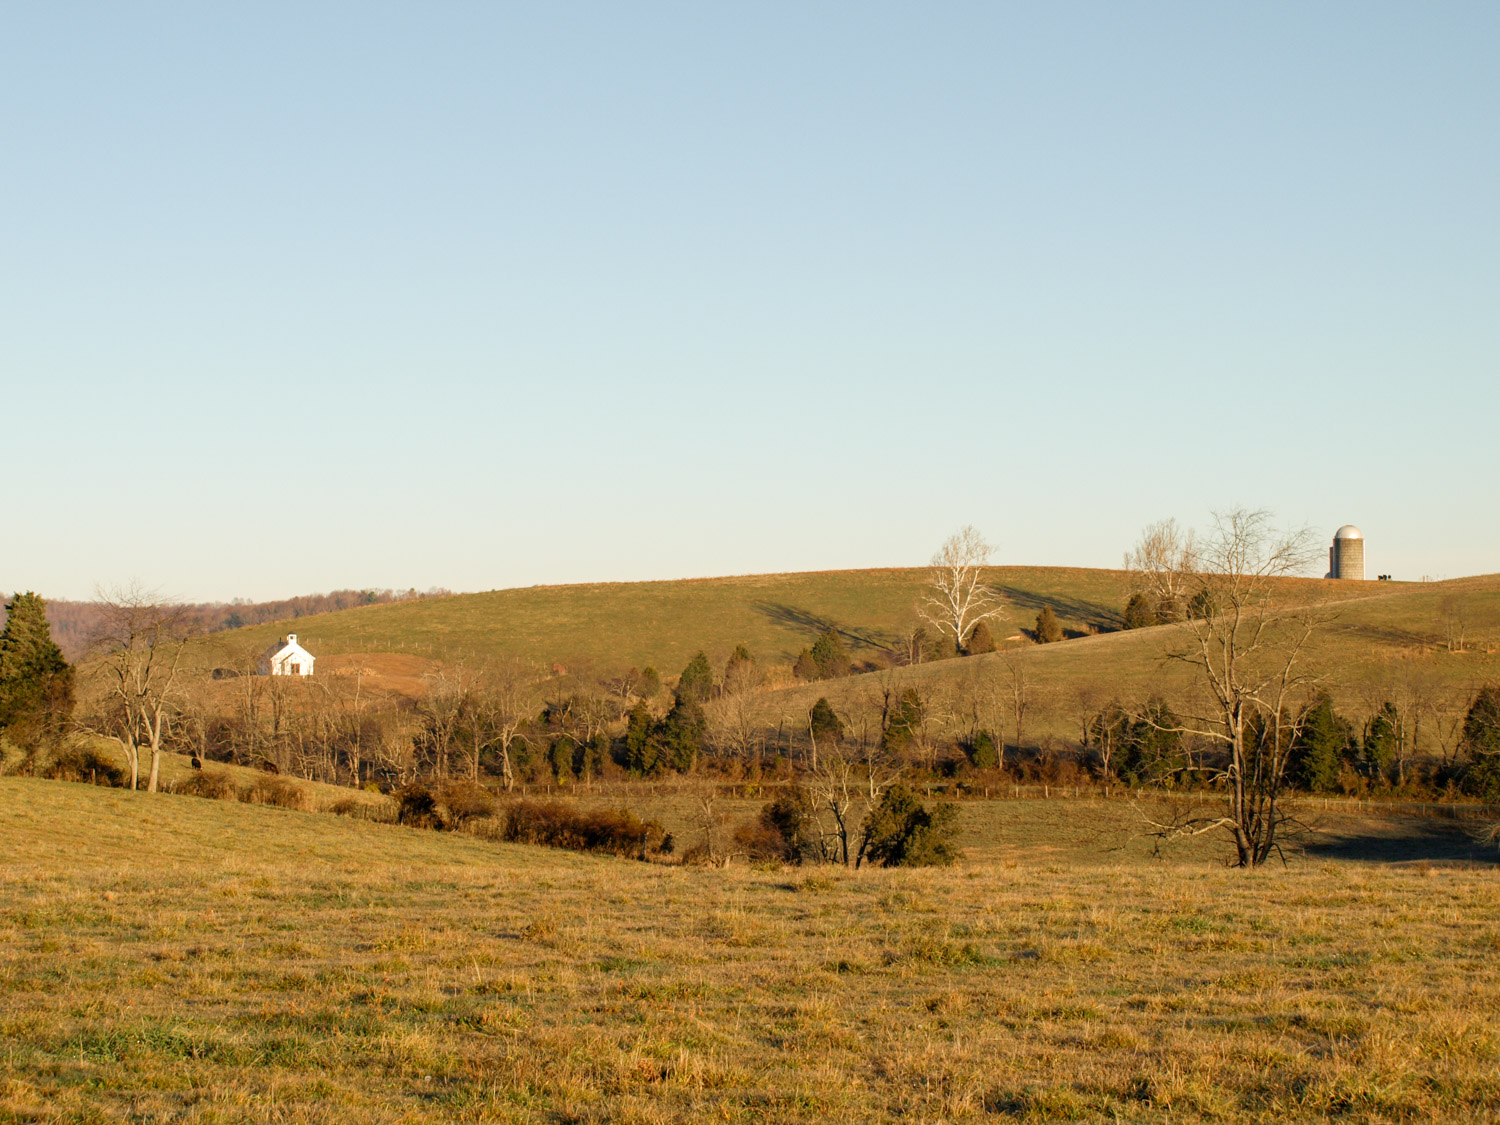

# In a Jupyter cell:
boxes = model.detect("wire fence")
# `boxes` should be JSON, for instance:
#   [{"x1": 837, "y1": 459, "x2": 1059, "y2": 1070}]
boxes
[{"x1": 508, "y1": 777, "x2": 1498, "y2": 821}]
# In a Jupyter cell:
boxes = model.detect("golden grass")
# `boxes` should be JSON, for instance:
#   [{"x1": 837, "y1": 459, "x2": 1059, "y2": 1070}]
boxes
[
  {"x1": 3, "y1": 778, "x2": 1498, "y2": 1123},
  {"x1": 180, "y1": 567, "x2": 1500, "y2": 750},
  {"x1": 191, "y1": 566, "x2": 1138, "y2": 673}
]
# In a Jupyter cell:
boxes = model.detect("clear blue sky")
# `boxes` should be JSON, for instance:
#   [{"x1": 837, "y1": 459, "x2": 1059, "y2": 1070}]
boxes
[{"x1": 3, "y1": 3, "x2": 1496, "y2": 601}]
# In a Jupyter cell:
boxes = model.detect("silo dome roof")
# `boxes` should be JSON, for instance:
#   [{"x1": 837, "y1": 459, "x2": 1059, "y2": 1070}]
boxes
[{"x1": 1334, "y1": 524, "x2": 1363, "y2": 539}]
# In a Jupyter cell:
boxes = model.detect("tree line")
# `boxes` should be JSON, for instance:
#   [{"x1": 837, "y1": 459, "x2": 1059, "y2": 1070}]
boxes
[{"x1": 0, "y1": 587, "x2": 454, "y2": 663}]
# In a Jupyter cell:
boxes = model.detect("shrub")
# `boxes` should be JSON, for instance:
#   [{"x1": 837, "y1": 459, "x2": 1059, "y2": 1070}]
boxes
[
  {"x1": 742, "y1": 785, "x2": 821, "y2": 863},
  {"x1": 172, "y1": 770, "x2": 238, "y2": 801},
  {"x1": 549, "y1": 737, "x2": 577, "y2": 783},
  {"x1": 243, "y1": 776, "x2": 314, "y2": 811},
  {"x1": 1122, "y1": 593, "x2": 1156, "y2": 630},
  {"x1": 966, "y1": 730, "x2": 1000, "y2": 770},
  {"x1": 38, "y1": 744, "x2": 124, "y2": 787},
  {"x1": 397, "y1": 782, "x2": 496, "y2": 830},
  {"x1": 1035, "y1": 606, "x2": 1064, "y2": 644},
  {"x1": 732, "y1": 818, "x2": 788, "y2": 862},
  {"x1": 502, "y1": 800, "x2": 666, "y2": 857},
  {"x1": 860, "y1": 784, "x2": 960, "y2": 867}
]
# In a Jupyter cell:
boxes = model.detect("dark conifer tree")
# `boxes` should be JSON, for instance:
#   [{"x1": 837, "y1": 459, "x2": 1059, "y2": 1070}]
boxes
[
  {"x1": 809, "y1": 629, "x2": 851, "y2": 678},
  {"x1": 792, "y1": 650, "x2": 818, "y2": 681},
  {"x1": 964, "y1": 621, "x2": 996, "y2": 655},
  {"x1": 675, "y1": 652, "x2": 714, "y2": 704},
  {"x1": 1035, "y1": 606, "x2": 1064, "y2": 644},
  {"x1": 1122, "y1": 593, "x2": 1157, "y2": 630},
  {"x1": 1362, "y1": 702, "x2": 1401, "y2": 781},
  {"x1": 1461, "y1": 685, "x2": 1500, "y2": 799},
  {"x1": 1289, "y1": 694, "x2": 1352, "y2": 793},
  {"x1": 809, "y1": 697, "x2": 844, "y2": 747},
  {"x1": 656, "y1": 696, "x2": 706, "y2": 772},
  {"x1": 0, "y1": 592, "x2": 74, "y2": 747},
  {"x1": 623, "y1": 702, "x2": 658, "y2": 775}
]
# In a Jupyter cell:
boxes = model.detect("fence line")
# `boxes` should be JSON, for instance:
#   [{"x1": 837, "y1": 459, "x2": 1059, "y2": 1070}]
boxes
[{"x1": 506, "y1": 778, "x2": 1497, "y2": 821}]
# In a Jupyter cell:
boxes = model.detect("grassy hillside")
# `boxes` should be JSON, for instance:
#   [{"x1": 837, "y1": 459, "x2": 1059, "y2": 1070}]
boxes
[
  {"x1": 3, "y1": 778, "x2": 1498, "y2": 1123},
  {"x1": 771, "y1": 574, "x2": 1500, "y2": 739},
  {"x1": 177, "y1": 567, "x2": 1500, "y2": 748},
  {"x1": 196, "y1": 566, "x2": 1136, "y2": 675}
]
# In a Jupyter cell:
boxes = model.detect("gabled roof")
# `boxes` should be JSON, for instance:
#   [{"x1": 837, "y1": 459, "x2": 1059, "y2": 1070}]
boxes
[{"x1": 262, "y1": 637, "x2": 313, "y2": 660}]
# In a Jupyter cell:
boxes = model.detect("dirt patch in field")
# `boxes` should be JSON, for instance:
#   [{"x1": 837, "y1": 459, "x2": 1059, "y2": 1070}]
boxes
[{"x1": 320, "y1": 652, "x2": 435, "y2": 697}]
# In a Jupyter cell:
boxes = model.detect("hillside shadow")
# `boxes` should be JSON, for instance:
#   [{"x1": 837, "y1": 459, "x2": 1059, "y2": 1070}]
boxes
[
  {"x1": 993, "y1": 586, "x2": 1123, "y2": 632},
  {"x1": 751, "y1": 602, "x2": 894, "y2": 652},
  {"x1": 1325, "y1": 621, "x2": 1440, "y2": 648},
  {"x1": 1300, "y1": 817, "x2": 1499, "y2": 865}
]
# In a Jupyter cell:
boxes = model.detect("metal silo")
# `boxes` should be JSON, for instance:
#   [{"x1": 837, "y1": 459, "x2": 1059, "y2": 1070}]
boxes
[{"x1": 1329, "y1": 525, "x2": 1365, "y2": 580}]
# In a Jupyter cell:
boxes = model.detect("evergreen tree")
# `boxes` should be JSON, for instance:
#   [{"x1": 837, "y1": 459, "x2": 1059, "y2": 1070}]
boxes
[
  {"x1": 722, "y1": 645, "x2": 758, "y2": 694},
  {"x1": 675, "y1": 652, "x2": 714, "y2": 704},
  {"x1": 757, "y1": 786, "x2": 821, "y2": 863},
  {"x1": 809, "y1": 630, "x2": 852, "y2": 679},
  {"x1": 1116, "y1": 699, "x2": 1187, "y2": 786},
  {"x1": 967, "y1": 729, "x2": 1000, "y2": 769},
  {"x1": 859, "y1": 784, "x2": 959, "y2": 867},
  {"x1": 0, "y1": 592, "x2": 74, "y2": 747},
  {"x1": 809, "y1": 697, "x2": 844, "y2": 747},
  {"x1": 1461, "y1": 685, "x2": 1500, "y2": 800},
  {"x1": 1035, "y1": 606, "x2": 1064, "y2": 644},
  {"x1": 656, "y1": 696, "x2": 706, "y2": 772},
  {"x1": 881, "y1": 688, "x2": 925, "y2": 754},
  {"x1": 623, "y1": 702, "x2": 659, "y2": 775},
  {"x1": 1122, "y1": 593, "x2": 1156, "y2": 630},
  {"x1": 1362, "y1": 702, "x2": 1401, "y2": 781},
  {"x1": 549, "y1": 736, "x2": 577, "y2": 784},
  {"x1": 792, "y1": 649, "x2": 819, "y2": 682},
  {"x1": 1289, "y1": 694, "x2": 1352, "y2": 792},
  {"x1": 964, "y1": 621, "x2": 996, "y2": 655}
]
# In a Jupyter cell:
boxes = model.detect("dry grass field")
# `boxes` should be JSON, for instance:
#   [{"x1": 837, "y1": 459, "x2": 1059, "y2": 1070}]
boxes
[
  {"x1": 4, "y1": 778, "x2": 1498, "y2": 1124},
  {"x1": 183, "y1": 567, "x2": 1500, "y2": 746},
  {"x1": 195, "y1": 566, "x2": 1141, "y2": 675}
]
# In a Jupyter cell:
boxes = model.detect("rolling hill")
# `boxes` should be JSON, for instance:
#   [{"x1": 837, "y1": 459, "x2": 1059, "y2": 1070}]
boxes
[
  {"x1": 195, "y1": 566, "x2": 1137, "y2": 677},
  {"x1": 192, "y1": 567, "x2": 1500, "y2": 733}
]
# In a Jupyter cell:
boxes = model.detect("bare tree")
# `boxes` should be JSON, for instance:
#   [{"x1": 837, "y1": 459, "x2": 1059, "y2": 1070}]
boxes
[
  {"x1": 705, "y1": 688, "x2": 766, "y2": 769},
  {"x1": 1125, "y1": 518, "x2": 1197, "y2": 621},
  {"x1": 480, "y1": 658, "x2": 538, "y2": 792},
  {"x1": 374, "y1": 711, "x2": 422, "y2": 787},
  {"x1": 1440, "y1": 595, "x2": 1470, "y2": 653},
  {"x1": 1426, "y1": 680, "x2": 1476, "y2": 770},
  {"x1": 91, "y1": 585, "x2": 193, "y2": 792},
  {"x1": 919, "y1": 526, "x2": 1005, "y2": 653},
  {"x1": 1146, "y1": 509, "x2": 1325, "y2": 867},
  {"x1": 1002, "y1": 647, "x2": 1033, "y2": 756},
  {"x1": 416, "y1": 669, "x2": 466, "y2": 779}
]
